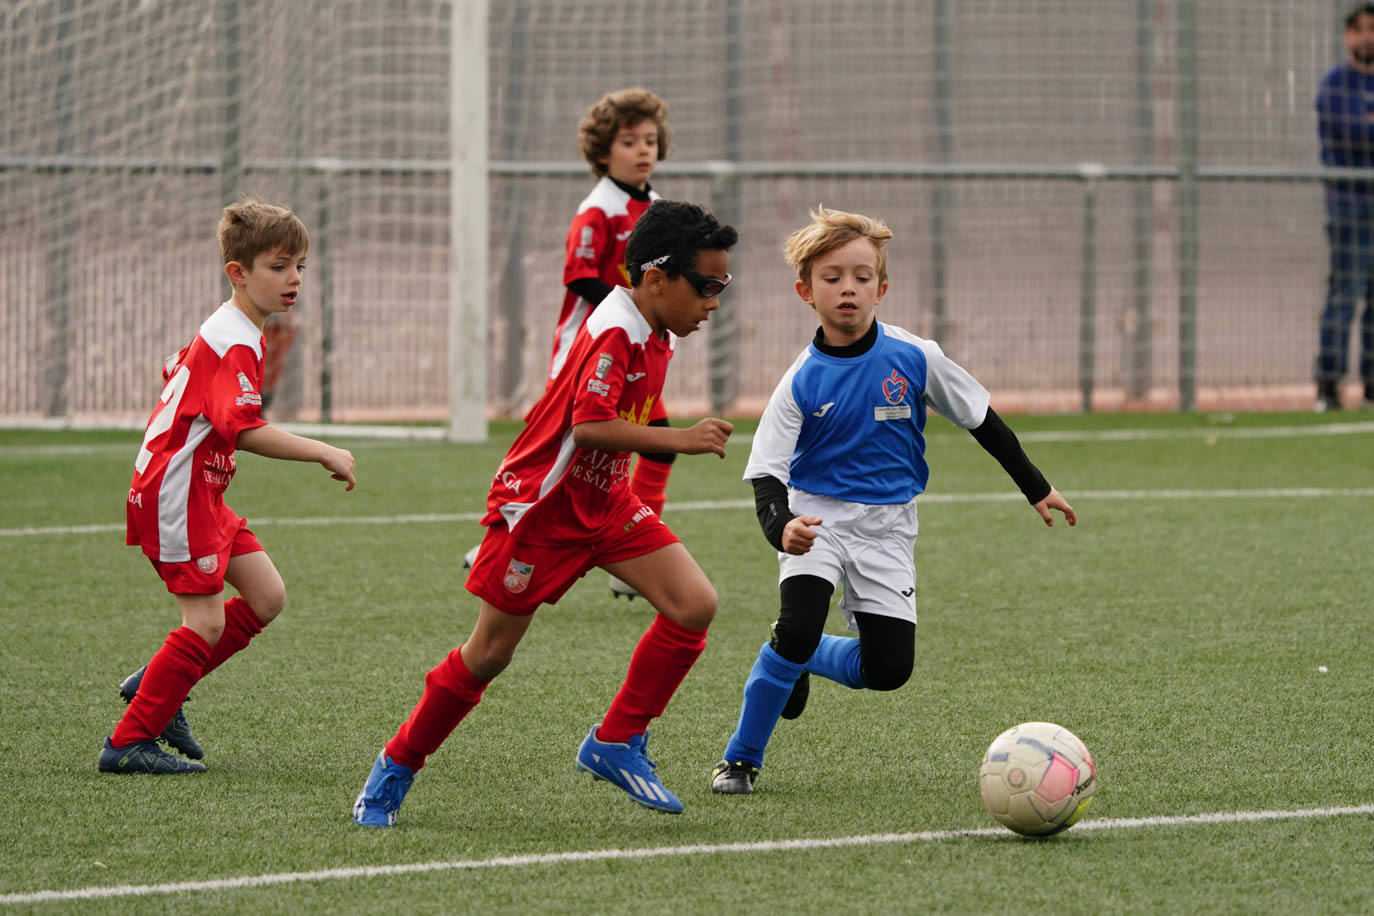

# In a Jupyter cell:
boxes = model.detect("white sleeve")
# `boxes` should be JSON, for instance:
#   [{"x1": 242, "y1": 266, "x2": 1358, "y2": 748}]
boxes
[
  {"x1": 915, "y1": 337, "x2": 990, "y2": 430},
  {"x1": 743, "y1": 355, "x2": 807, "y2": 482}
]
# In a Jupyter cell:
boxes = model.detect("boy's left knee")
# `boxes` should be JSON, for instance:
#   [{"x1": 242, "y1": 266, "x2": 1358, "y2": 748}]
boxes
[
  {"x1": 861, "y1": 659, "x2": 913, "y2": 692},
  {"x1": 672, "y1": 584, "x2": 716, "y2": 631},
  {"x1": 244, "y1": 579, "x2": 286, "y2": 623}
]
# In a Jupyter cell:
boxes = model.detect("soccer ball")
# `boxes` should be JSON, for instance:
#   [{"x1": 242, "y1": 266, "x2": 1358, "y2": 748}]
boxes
[{"x1": 978, "y1": 721, "x2": 1096, "y2": 836}]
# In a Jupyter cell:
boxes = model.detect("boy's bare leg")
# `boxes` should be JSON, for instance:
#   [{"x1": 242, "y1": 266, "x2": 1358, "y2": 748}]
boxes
[{"x1": 602, "y1": 542, "x2": 715, "y2": 631}]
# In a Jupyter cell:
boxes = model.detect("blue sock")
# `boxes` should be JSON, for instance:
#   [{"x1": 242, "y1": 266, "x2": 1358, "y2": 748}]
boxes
[
  {"x1": 721, "y1": 642, "x2": 805, "y2": 769},
  {"x1": 807, "y1": 633, "x2": 866, "y2": 689}
]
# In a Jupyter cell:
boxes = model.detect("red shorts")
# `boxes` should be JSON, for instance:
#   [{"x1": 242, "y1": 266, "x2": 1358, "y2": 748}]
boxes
[
  {"x1": 147, "y1": 519, "x2": 263, "y2": 596},
  {"x1": 466, "y1": 499, "x2": 679, "y2": 615}
]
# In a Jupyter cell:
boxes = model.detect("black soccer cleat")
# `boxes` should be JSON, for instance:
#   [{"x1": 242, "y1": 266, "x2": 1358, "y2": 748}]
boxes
[
  {"x1": 710, "y1": 759, "x2": 759, "y2": 795},
  {"x1": 119, "y1": 665, "x2": 204, "y2": 760},
  {"x1": 97, "y1": 737, "x2": 206, "y2": 774},
  {"x1": 780, "y1": 670, "x2": 810, "y2": 720},
  {"x1": 768, "y1": 619, "x2": 810, "y2": 720}
]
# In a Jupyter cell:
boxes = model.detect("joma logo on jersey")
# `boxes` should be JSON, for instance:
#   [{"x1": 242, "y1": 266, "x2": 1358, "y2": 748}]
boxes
[
  {"x1": 882, "y1": 369, "x2": 908, "y2": 405},
  {"x1": 619, "y1": 395, "x2": 656, "y2": 426}
]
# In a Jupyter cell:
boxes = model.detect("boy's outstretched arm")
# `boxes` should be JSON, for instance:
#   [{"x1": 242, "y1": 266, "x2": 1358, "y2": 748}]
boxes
[
  {"x1": 967, "y1": 407, "x2": 1075, "y2": 527},
  {"x1": 237, "y1": 424, "x2": 357, "y2": 490},
  {"x1": 572, "y1": 417, "x2": 733, "y2": 458}
]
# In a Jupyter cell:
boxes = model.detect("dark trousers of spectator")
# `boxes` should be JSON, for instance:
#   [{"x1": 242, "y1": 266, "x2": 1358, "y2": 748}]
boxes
[{"x1": 1317, "y1": 195, "x2": 1374, "y2": 389}]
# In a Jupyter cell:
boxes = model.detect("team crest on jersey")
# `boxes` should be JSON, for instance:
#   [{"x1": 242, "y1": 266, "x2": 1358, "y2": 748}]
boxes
[
  {"x1": 503, "y1": 559, "x2": 534, "y2": 594},
  {"x1": 882, "y1": 369, "x2": 908, "y2": 405},
  {"x1": 235, "y1": 371, "x2": 263, "y2": 407},
  {"x1": 575, "y1": 225, "x2": 595, "y2": 260},
  {"x1": 595, "y1": 352, "x2": 614, "y2": 379},
  {"x1": 196, "y1": 554, "x2": 218, "y2": 575}
]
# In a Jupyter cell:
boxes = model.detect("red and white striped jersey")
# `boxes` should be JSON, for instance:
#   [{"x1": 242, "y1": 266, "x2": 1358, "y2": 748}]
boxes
[
  {"x1": 484, "y1": 287, "x2": 674, "y2": 538},
  {"x1": 549, "y1": 176, "x2": 659, "y2": 379},
  {"x1": 126, "y1": 301, "x2": 268, "y2": 562}
]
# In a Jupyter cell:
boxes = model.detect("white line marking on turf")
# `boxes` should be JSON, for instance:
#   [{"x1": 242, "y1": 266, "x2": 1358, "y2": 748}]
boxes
[
  {"x1": 6, "y1": 487, "x2": 1374, "y2": 538},
  {"x1": 4, "y1": 419, "x2": 1374, "y2": 459},
  {"x1": 1, "y1": 804, "x2": 1369, "y2": 905}
]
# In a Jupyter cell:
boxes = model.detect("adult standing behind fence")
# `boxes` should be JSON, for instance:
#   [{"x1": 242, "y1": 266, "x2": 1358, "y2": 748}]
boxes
[{"x1": 1315, "y1": 2, "x2": 1374, "y2": 412}]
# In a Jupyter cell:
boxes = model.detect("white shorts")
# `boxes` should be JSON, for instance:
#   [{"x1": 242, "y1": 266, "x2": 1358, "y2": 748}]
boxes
[{"x1": 776, "y1": 490, "x2": 918, "y2": 631}]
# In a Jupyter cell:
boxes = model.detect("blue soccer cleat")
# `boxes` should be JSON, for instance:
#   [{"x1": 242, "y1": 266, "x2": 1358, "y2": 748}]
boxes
[
  {"x1": 575, "y1": 724, "x2": 683, "y2": 813},
  {"x1": 119, "y1": 665, "x2": 204, "y2": 760},
  {"x1": 353, "y1": 749, "x2": 416, "y2": 827},
  {"x1": 97, "y1": 737, "x2": 206, "y2": 774}
]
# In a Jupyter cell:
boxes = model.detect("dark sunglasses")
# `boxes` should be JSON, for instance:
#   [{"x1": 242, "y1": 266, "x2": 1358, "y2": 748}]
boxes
[{"x1": 680, "y1": 265, "x2": 732, "y2": 299}]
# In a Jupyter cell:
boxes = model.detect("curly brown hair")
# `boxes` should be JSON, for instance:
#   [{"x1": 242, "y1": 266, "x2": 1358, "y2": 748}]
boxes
[{"x1": 578, "y1": 88, "x2": 671, "y2": 178}]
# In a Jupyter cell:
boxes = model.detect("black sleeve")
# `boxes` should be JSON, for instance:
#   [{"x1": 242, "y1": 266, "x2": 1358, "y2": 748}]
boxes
[
  {"x1": 968, "y1": 407, "x2": 1052, "y2": 505},
  {"x1": 567, "y1": 277, "x2": 615, "y2": 305},
  {"x1": 750, "y1": 475, "x2": 796, "y2": 552}
]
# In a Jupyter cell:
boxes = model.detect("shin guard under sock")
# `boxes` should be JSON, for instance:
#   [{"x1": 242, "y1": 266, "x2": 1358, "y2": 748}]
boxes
[
  {"x1": 722, "y1": 642, "x2": 805, "y2": 768},
  {"x1": 200, "y1": 597, "x2": 266, "y2": 678},
  {"x1": 598, "y1": 614, "x2": 707, "y2": 744},
  {"x1": 386, "y1": 647, "x2": 489, "y2": 771},
  {"x1": 111, "y1": 627, "x2": 211, "y2": 746},
  {"x1": 806, "y1": 633, "x2": 867, "y2": 689}
]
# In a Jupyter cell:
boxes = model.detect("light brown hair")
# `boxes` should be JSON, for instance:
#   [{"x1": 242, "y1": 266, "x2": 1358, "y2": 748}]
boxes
[{"x1": 217, "y1": 196, "x2": 309, "y2": 268}]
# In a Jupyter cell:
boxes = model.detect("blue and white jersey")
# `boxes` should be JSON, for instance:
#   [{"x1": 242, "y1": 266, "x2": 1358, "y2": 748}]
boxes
[{"x1": 744, "y1": 322, "x2": 990, "y2": 505}]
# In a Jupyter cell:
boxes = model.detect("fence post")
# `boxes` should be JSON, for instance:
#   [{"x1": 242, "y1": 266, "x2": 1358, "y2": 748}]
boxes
[
  {"x1": 317, "y1": 176, "x2": 333, "y2": 422},
  {"x1": 1176, "y1": 0, "x2": 1199, "y2": 411},
  {"x1": 1131, "y1": 0, "x2": 1155, "y2": 402},
  {"x1": 1079, "y1": 165, "x2": 1102, "y2": 413},
  {"x1": 709, "y1": 0, "x2": 743, "y2": 416}
]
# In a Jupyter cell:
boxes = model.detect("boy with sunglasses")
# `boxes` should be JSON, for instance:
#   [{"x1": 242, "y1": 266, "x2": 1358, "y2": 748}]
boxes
[
  {"x1": 709, "y1": 207, "x2": 1076, "y2": 795},
  {"x1": 467, "y1": 89, "x2": 678, "y2": 599},
  {"x1": 354, "y1": 201, "x2": 737, "y2": 826}
]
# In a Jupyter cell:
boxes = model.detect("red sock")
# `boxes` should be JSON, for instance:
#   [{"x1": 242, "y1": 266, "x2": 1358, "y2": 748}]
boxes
[
  {"x1": 598, "y1": 614, "x2": 707, "y2": 744},
  {"x1": 111, "y1": 627, "x2": 211, "y2": 746},
  {"x1": 629, "y1": 456, "x2": 672, "y2": 516},
  {"x1": 385, "y1": 647, "x2": 489, "y2": 771},
  {"x1": 200, "y1": 597, "x2": 266, "y2": 678}
]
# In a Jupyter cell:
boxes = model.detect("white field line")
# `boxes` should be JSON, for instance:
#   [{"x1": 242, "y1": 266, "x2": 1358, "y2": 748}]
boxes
[
  {"x1": 1, "y1": 804, "x2": 1370, "y2": 905},
  {"x1": 5, "y1": 486, "x2": 1374, "y2": 539},
  {"x1": 4, "y1": 419, "x2": 1374, "y2": 459}
]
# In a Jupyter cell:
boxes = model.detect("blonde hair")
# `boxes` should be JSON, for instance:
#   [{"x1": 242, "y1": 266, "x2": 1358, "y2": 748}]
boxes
[
  {"x1": 578, "y1": 87, "x2": 671, "y2": 178},
  {"x1": 217, "y1": 196, "x2": 309, "y2": 268},
  {"x1": 783, "y1": 206, "x2": 893, "y2": 286}
]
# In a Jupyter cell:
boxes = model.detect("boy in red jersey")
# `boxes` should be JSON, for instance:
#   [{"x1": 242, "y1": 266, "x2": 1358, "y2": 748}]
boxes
[
  {"x1": 468, "y1": 88, "x2": 675, "y2": 598},
  {"x1": 354, "y1": 200, "x2": 737, "y2": 825},
  {"x1": 100, "y1": 197, "x2": 356, "y2": 775}
]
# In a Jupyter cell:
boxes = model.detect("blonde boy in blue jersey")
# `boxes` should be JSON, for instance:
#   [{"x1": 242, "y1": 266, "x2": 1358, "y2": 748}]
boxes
[{"x1": 710, "y1": 207, "x2": 1077, "y2": 794}]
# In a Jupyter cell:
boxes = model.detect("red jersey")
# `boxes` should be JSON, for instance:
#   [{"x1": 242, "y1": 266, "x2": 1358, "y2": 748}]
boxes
[
  {"x1": 549, "y1": 176, "x2": 659, "y2": 379},
  {"x1": 126, "y1": 302, "x2": 268, "y2": 563},
  {"x1": 485, "y1": 287, "x2": 675, "y2": 538}
]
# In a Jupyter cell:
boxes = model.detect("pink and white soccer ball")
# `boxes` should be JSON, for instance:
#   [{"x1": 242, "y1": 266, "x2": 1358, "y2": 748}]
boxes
[{"x1": 979, "y1": 721, "x2": 1097, "y2": 836}]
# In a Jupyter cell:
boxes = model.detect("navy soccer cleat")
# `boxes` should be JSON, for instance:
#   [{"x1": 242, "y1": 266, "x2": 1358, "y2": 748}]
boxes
[
  {"x1": 575, "y1": 725, "x2": 682, "y2": 813},
  {"x1": 119, "y1": 665, "x2": 204, "y2": 760},
  {"x1": 353, "y1": 749, "x2": 416, "y2": 827},
  {"x1": 769, "y1": 621, "x2": 810, "y2": 720},
  {"x1": 780, "y1": 670, "x2": 810, "y2": 720},
  {"x1": 710, "y1": 759, "x2": 759, "y2": 795},
  {"x1": 97, "y1": 737, "x2": 206, "y2": 774}
]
